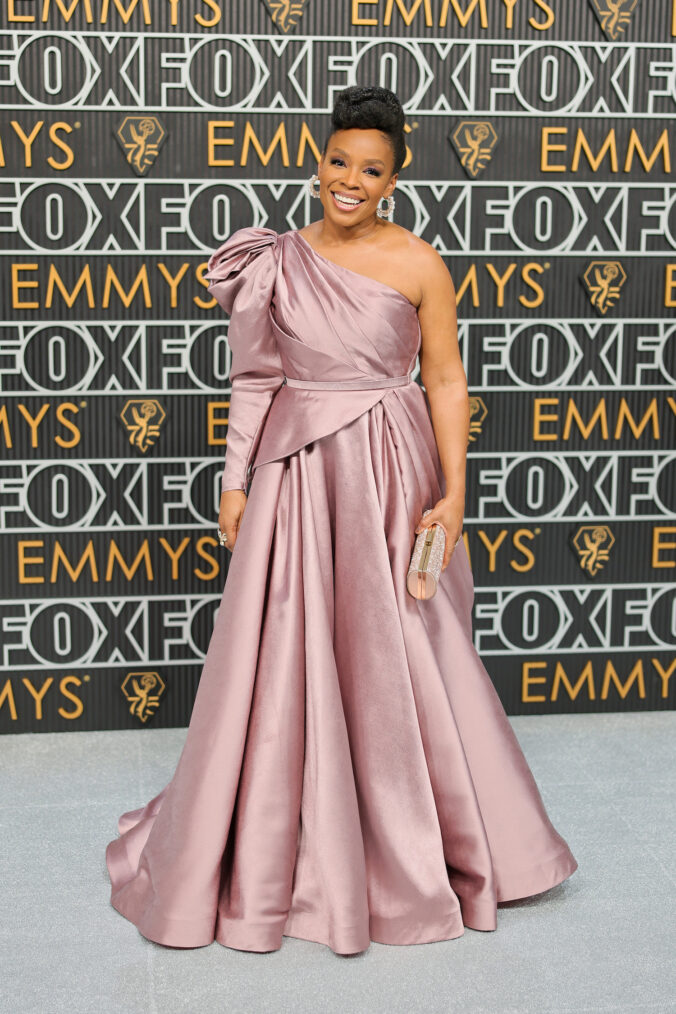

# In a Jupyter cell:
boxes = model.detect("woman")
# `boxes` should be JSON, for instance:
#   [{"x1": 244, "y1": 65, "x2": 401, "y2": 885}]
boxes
[{"x1": 106, "y1": 85, "x2": 577, "y2": 955}]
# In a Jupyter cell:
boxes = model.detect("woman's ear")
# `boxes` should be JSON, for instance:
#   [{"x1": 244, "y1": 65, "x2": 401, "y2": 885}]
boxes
[{"x1": 384, "y1": 172, "x2": 398, "y2": 197}]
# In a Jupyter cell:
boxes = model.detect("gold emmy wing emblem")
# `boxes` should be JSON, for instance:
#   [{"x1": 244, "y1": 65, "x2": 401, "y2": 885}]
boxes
[
  {"x1": 588, "y1": 0, "x2": 640, "y2": 40},
  {"x1": 261, "y1": 0, "x2": 308, "y2": 32},
  {"x1": 468, "y1": 396, "x2": 487, "y2": 442},
  {"x1": 571, "y1": 525, "x2": 615, "y2": 578},
  {"x1": 120, "y1": 399, "x2": 166, "y2": 453},
  {"x1": 582, "y1": 261, "x2": 627, "y2": 315},
  {"x1": 450, "y1": 121, "x2": 498, "y2": 178},
  {"x1": 115, "y1": 116, "x2": 167, "y2": 176},
  {"x1": 121, "y1": 672, "x2": 166, "y2": 723}
]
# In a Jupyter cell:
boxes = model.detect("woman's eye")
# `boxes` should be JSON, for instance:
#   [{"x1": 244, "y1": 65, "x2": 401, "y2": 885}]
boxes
[{"x1": 330, "y1": 158, "x2": 380, "y2": 176}]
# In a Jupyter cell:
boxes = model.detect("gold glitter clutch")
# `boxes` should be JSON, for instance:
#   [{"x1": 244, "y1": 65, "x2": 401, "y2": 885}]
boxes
[{"x1": 406, "y1": 508, "x2": 446, "y2": 600}]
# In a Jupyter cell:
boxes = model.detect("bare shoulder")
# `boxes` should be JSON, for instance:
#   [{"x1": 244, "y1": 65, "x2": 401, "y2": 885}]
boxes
[
  {"x1": 409, "y1": 234, "x2": 454, "y2": 291},
  {"x1": 296, "y1": 222, "x2": 449, "y2": 308},
  {"x1": 386, "y1": 226, "x2": 454, "y2": 298}
]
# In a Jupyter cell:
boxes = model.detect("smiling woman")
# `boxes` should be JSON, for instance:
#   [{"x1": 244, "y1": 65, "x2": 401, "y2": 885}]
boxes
[
  {"x1": 105, "y1": 84, "x2": 578, "y2": 957},
  {"x1": 295, "y1": 102, "x2": 426, "y2": 306},
  {"x1": 326, "y1": 149, "x2": 387, "y2": 211},
  {"x1": 310, "y1": 99, "x2": 401, "y2": 232}
]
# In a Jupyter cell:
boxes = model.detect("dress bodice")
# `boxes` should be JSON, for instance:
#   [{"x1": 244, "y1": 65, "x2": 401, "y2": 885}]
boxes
[
  {"x1": 273, "y1": 230, "x2": 421, "y2": 384},
  {"x1": 205, "y1": 226, "x2": 424, "y2": 491}
]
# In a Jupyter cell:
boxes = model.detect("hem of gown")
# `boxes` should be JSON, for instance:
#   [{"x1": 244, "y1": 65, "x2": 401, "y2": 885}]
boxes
[
  {"x1": 106, "y1": 841, "x2": 579, "y2": 952},
  {"x1": 109, "y1": 896, "x2": 217, "y2": 950},
  {"x1": 495, "y1": 846, "x2": 579, "y2": 905},
  {"x1": 216, "y1": 908, "x2": 467, "y2": 955},
  {"x1": 106, "y1": 838, "x2": 217, "y2": 949}
]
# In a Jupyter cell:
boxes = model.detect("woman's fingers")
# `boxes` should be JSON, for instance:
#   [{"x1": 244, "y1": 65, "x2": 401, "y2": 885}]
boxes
[
  {"x1": 220, "y1": 512, "x2": 241, "y2": 551},
  {"x1": 218, "y1": 491, "x2": 247, "y2": 552},
  {"x1": 413, "y1": 516, "x2": 462, "y2": 571}
]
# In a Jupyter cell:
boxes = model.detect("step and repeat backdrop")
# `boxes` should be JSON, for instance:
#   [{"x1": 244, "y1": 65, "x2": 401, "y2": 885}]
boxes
[{"x1": 1, "y1": 0, "x2": 675, "y2": 732}]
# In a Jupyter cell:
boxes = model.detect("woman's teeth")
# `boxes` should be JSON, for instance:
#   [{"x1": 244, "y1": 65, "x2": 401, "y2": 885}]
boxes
[{"x1": 332, "y1": 192, "x2": 364, "y2": 210}]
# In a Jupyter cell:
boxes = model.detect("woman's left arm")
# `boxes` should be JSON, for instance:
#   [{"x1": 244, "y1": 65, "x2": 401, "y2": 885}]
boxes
[{"x1": 415, "y1": 246, "x2": 469, "y2": 571}]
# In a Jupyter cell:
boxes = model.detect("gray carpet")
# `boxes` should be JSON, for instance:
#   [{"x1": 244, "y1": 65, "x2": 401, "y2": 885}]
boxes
[{"x1": 1, "y1": 711, "x2": 674, "y2": 1014}]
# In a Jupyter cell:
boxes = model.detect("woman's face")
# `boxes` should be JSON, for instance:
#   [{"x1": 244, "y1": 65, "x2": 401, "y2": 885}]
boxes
[{"x1": 317, "y1": 128, "x2": 397, "y2": 224}]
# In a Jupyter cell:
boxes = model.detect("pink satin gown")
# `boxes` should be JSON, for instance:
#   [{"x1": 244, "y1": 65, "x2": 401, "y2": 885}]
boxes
[{"x1": 105, "y1": 226, "x2": 578, "y2": 955}]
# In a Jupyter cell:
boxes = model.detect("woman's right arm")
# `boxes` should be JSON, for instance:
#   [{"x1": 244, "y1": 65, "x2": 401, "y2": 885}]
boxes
[{"x1": 205, "y1": 227, "x2": 285, "y2": 551}]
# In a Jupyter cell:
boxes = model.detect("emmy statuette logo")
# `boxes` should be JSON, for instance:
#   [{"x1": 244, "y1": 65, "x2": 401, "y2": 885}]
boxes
[
  {"x1": 571, "y1": 525, "x2": 616, "y2": 578},
  {"x1": 450, "y1": 122, "x2": 499, "y2": 178},
  {"x1": 115, "y1": 116, "x2": 167, "y2": 176},
  {"x1": 121, "y1": 672, "x2": 166, "y2": 723},
  {"x1": 261, "y1": 0, "x2": 308, "y2": 32},
  {"x1": 588, "y1": 0, "x2": 640, "y2": 40},
  {"x1": 468, "y1": 397, "x2": 488, "y2": 442},
  {"x1": 120, "y1": 399, "x2": 166, "y2": 453},
  {"x1": 582, "y1": 261, "x2": 627, "y2": 315}
]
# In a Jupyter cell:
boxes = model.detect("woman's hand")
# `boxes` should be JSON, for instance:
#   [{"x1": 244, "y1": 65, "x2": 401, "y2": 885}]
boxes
[
  {"x1": 218, "y1": 489, "x2": 248, "y2": 552},
  {"x1": 414, "y1": 492, "x2": 465, "y2": 571}
]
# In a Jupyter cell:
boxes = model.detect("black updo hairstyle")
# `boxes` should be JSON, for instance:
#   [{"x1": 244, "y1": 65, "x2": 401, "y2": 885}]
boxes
[{"x1": 322, "y1": 85, "x2": 406, "y2": 177}]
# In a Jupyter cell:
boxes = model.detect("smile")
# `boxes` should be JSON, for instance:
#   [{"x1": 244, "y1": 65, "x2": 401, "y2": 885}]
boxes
[{"x1": 331, "y1": 191, "x2": 365, "y2": 210}]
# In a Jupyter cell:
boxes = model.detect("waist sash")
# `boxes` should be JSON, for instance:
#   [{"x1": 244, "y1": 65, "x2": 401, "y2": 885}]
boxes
[{"x1": 284, "y1": 373, "x2": 412, "y2": 391}]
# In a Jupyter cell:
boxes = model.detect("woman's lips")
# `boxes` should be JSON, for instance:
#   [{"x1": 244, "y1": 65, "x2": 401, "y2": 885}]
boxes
[{"x1": 331, "y1": 191, "x2": 365, "y2": 212}]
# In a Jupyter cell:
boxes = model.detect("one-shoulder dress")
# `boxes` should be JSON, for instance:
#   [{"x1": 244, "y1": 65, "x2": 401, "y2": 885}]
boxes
[{"x1": 105, "y1": 226, "x2": 578, "y2": 955}]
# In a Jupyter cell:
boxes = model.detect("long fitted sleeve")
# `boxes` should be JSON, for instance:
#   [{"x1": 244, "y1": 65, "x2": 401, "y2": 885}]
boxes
[{"x1": 205, "y1": 226, "x2": 285, "y2": 493}]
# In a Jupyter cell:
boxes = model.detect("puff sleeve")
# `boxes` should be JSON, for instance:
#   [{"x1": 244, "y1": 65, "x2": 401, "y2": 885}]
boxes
[{"x1": 204, "y1": 226, "x2": 285, "y2": 494}]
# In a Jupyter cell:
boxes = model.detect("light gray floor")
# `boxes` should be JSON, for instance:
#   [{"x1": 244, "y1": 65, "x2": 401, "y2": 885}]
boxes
[{"x1": 1, "y1": 711, "x2": 674, "y2": 1014}]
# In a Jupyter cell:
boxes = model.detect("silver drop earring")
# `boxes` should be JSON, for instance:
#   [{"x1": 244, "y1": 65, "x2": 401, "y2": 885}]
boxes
[
  {"x1": 307, "y1": 173, "x2": 321, "y2": 199},
  {"x1": 377, "y1": 194, "x2": 395, "y2": 219}
]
